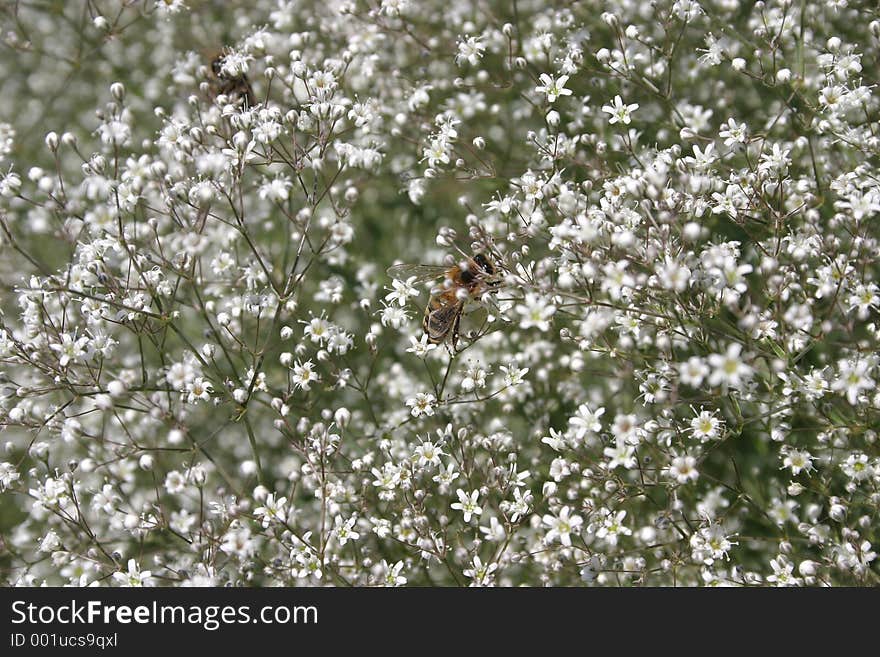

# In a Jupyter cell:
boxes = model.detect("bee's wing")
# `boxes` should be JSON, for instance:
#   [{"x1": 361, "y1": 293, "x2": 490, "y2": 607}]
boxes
[
  {"x1": 386, "y1": 263, "x2": 450, "y2": 284},
  {"x1": 423, "y1": 299, "x2": 464, "y2": 343}
]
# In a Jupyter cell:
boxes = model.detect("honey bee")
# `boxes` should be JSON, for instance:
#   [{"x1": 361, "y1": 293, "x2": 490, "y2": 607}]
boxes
[
  {"x1": 206, "y1": 50, "x2": 256, "y2": 108},
  {"x1": 387, "y1": 253, "x2": 500, "y2": 348}
]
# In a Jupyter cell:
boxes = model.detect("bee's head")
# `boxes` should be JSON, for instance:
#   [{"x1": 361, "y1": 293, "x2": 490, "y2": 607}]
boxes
[
  {"x1": 211, "y1": 54, "x2": 226, "y2": 77},
  {"x1": 471, "y1": 252, "x2": 501, "y2": 288},
  {"x1": 473, "y1": 252, "x2": 494, "y2": 275}
]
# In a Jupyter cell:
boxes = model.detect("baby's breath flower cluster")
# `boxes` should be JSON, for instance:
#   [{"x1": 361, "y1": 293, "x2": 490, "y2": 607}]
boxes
[{"x1": 1, "y1": 0, "x2": 879, "y2": 587}]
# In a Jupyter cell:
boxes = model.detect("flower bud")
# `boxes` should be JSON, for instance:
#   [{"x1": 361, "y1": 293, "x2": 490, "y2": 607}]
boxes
[
  {"x1": 44, "y1": 131, "x2": 58, "y2": 152},
  {"x1": 601, "y1": 12, "x2": 619, "y2": 27},
  {"x1": 110, "y1": 82, "x2": 125, "y2": 101},
  {"x1": 798, "y1": 560, "x2": 818, "y2": 576},
  {"x1": 334, "y1": 407, "x2": 351, "y2": 429}
]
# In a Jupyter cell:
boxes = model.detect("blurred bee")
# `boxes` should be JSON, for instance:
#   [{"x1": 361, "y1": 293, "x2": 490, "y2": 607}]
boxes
[
  {"x1": 205, "y1": 49, "x2": 255, "y2": 108},
  {"x1": 387, "y1": 253, "x2": 500, "y2": 348}
]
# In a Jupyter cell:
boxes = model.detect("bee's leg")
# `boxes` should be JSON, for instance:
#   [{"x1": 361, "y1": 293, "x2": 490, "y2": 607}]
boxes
[
  {"x1": 450, "y1": 310, "x2": 462, "y2": 352},
  {"x1": 243, "y1": 77, "x2": 256, "y2": 108},
  {"x1": 473, "y1": 314, "x2": 490, "y2": 340}
]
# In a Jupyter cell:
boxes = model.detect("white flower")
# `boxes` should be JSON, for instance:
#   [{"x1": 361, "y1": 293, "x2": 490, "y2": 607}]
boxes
[
  {"x1": 309, "y1": 70, "x2": 336, "y2": 97},
  {"x1": 768, "y1": 498, "x2": 798, "y2": 526},
  {"x1": 385, "y1": 276, "x2": 419, "y2": 307},
  {"x1": 423, "y1": 138, "x2": 451, "y2": 167},
  {"x1": 451, "y1": 488, "x2": 482, "y2": 522},
  {"x1": 535, "y1": 73, "x2": 572, "y2": 103},
  {"x1": 516, "y1": 293, "x2": 556, "y2": 331},
  {"x1": 112, "y1": 559, "x2": 152, "y2": 587},
  {"x1": 541, "y1": 428, "x2": 567, "y2": 451},
  {"x1": 801, "y1": 369, "x2": 829, "y2": 400},
  {"x1": 690, "y1": 409, "x2": 722, "y2": 442},
  {"x1": 690, "y1": 523, "x2": 735, "y2": 565},
  {"x1": 49, "y1": 333, "x2": 89, "y2": 367},
  {"x1": 603, "y1": 440, "x2": 637, "y2": 470},
  {"x1": 479, "y1": 517, "x2": 507, "y2": 542},
  {"x1": 164, "y1": 470, "x2": 186, "y2": 494},
  {"x1": 381, "y1": 560, "x2": 407, "y2": 586},
  {"x1": 413, "y1": 439, "x2": 444, "y2": 468},
  {"x1": 259, "y1": 177, "x2": 292, "y2": 202},
  {"x1": 707, "y1": 343, "x2": 753, "y2": 390},
  {"x1": 303, "y1": 315, "x2": 331, "y2": 344},
  {"x1": 370, "y1": 517, "x2": 392, "y2": 538},
  {"x1": 406, "y1": 334, "x2": 437, "y2": 358},
  {"x1": 684, "y1": 142, "x2": 717, "y2": 171},
  {"x1": 719, "y1": 118, "x2": 748, "y2": 146},
  {"x1": 156, "y1": 0, "x2": 187, "y2": 14},
  {"x1": 405, "y1": 392, "x2": 436, "y2": 417},
  {"x1": 98, "y1": 120, "x2": 130, "y2": 146},
  {"x1": 611, "y1": 413, "x2": 643, "y2": 446},
  {"x1": 432, "y1": 462, "x2": 460, "y2": 488},
  {"x1": 455, "y1": 35, "x2": 485, "y2": 66},
  {"x1": 379, "y1": 303, "x2": 410, "y2": 329},
  {"x1": 569, "y1": 403, "x2": 605, "y2": 440},
  {"x1": 595, "y1": 509, "x2": 632, "y2": 546},
  {"x1": 186, "y1": 377, "x2": 213, "y2": 403},
  {"x1": 679, "y1": 357, "x2": 710, "y2": 388},
  {"x1": 847, "y1": 283, "x2": 879, "y2": 319},
  {"x1": 0, "y1": 462, "x2": 21, "y2": 491},
  {"x1": 218, "y1": 50, "x2": 252, "y2": 77},
  {"x1": 657, "y1": 256, "x2": 691, "y2": 292},
  {"x1": 460, "y1": 360, "x2": 488, "y2": 391},
  {"x1": 758, "y1": 143, "x2": 791, "y2": 176},
  {"x1": 253, "y1": 493, "x2": 288, "y2": 528},
  {"x1": 767, "y1": 555, "x2": 800, "y2": 587},
  {"x1": 507, "y1": 488, "x2": 532, "y2": 522},
  {"x1": 667, "y1": 454, "x2": 699, "y2": 484},
  {"x1": 602, "y1": 95, "x2": 639, "y2": 125},
  {"x1": 291, "y1": 360, "x2": 319, "y2": 391},
  {"x1": 832, "y1": 358, "x2": 874, "y2": 405},
  {"x1": 372, "y1": 464, "x2": 400, "y2": 491},
  {"x1": 38, "y1": 529, "x2": 61, "y2": 552},
  {"x1": 0, "y1": 167, "x2": 21, "y2": 196},
  {"x1": 782, "y1": 449, "x2": 815, "y2": 476},
  {"x1": 841, "y1": 453, "x2": 875, "y2": 481},
  {"x1": 332, "y1": 515, "x2": 360, "y2": 546},
  {"x1": 499, "y1": 362, "x2": 529, "y2": 386},
  {"x1": 463, "y1": 555, "x2": 498, "y2": 586},
  {"x1": 542, "y1": 506, "x2": 583, "y2": 546}
]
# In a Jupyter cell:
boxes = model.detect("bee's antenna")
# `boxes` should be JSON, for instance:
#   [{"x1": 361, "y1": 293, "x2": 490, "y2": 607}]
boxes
[{"x1": 450, "y1": 242, "x2": 470, "y2": 261}]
